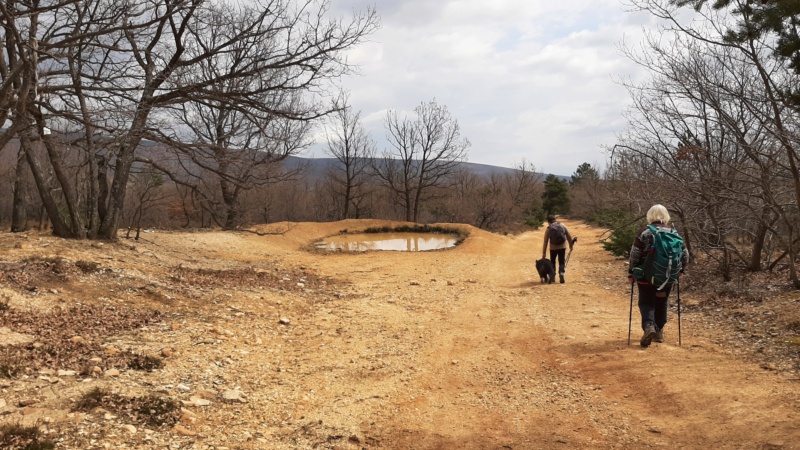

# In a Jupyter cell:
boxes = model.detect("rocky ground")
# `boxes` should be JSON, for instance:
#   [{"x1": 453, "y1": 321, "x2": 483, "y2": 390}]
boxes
[{"x1": 0, "y1": 219, "x2": 798, "y2": 449}]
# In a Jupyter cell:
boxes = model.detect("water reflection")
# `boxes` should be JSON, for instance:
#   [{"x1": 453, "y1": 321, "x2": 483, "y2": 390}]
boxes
[{"x1": 317, "y1": 232, "x2": 459, "y2": 252}]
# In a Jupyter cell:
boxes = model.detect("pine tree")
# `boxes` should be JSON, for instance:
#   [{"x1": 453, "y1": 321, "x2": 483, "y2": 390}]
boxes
[{"x1": 542, "y1": 175, "x2": 571, "y2": 215}]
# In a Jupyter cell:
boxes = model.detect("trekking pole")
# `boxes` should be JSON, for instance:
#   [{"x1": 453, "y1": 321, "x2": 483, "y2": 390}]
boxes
[
  {"x1": 564, "y1": 236, "x2": 578, "y2": 268},
  {"x1": 677, "y1": 281, "x2": 682, "y2": 347},
  {"x1": 627, "y1": 282, "x2": 634, "y2": 346}
]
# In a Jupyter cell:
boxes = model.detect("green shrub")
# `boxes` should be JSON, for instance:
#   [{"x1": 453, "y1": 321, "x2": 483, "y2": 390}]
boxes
[
  {"x1": 589, "y1": 208, "x2": 632, "y2": 227},
  {"x1": 524, "y1": 209, "x2": 546, "y2": 229},
  {"x1": 593, "y1": 208, "x2": 642, "y2": 258},
  {"x1": 602, "y1": 222, "x2": 640, "y2": 258}
]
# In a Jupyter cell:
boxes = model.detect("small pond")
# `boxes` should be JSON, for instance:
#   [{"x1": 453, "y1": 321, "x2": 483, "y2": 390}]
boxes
[{"x1": 316, "y1": 232, "x2": 460, "y2": 252}]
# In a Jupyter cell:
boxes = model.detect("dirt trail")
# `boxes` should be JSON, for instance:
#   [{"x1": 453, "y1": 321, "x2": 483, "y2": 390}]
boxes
[
  {"x1": 271, "y1": 219, "x2": 799, "y2": 449},
  {"x1": 1, "y1": 219, "x2": 798, "y2": 449}
]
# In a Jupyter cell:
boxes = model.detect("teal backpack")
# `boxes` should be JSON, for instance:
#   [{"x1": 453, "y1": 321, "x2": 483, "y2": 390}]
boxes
[{"x1": 633, "y1": 224, "x2": 684, "y2": 290}]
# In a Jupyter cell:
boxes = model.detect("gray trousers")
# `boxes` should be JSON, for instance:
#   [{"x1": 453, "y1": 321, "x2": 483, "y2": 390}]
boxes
[{"x1": 637, "y1": 282, "x2": 671, "y2": 330}]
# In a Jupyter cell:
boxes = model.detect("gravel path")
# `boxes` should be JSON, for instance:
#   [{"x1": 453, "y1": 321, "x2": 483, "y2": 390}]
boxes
[{"x1": 0, "y1": 219, "x2": 797, "y2": 449}]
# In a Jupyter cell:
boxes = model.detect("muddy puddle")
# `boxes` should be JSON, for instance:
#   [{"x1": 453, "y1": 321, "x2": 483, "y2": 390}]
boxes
[{"x1": 316, "y1": 232, "x2": 459, "y2": 252}]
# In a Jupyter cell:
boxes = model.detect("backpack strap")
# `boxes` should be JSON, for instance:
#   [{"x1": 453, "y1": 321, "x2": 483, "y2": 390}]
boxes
[{"x1": 644, "y1": 224, "x2": 658, "y2": 249}]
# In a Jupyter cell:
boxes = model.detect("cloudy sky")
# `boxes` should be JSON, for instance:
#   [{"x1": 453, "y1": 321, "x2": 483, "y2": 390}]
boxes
[{"x1": 315, "y1": 0, "x2": 660, "y2": 176}]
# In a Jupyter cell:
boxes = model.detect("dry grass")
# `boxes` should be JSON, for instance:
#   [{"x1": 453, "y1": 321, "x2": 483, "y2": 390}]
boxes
[
  {"x1": 0, "y1": 424, "x2": 55, "y2": 450},
  {"x1": 74, "y1": 387, "x2": 180, "y2": 428}
]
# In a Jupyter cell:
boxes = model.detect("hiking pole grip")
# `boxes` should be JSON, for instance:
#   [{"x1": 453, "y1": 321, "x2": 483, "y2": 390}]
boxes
[
  {"x1": 677, "y1": 281, "x2": 682, "y2": 347},
  {"x1": 628, "y1": 282, "x2": 634, "y2": 346}
]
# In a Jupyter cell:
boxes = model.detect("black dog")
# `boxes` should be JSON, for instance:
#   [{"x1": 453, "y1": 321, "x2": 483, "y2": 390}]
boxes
[{"x1": 535, "y1": 258, "x2": 555, "y2": 284}]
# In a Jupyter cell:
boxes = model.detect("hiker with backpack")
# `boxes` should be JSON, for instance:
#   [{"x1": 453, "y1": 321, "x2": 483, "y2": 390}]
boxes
[
  {"x1": 542, "y1": 215, "x2": 574, "y2": 284},
  {"x1": 627, "y1": 205, "x2": 690, "y2": 347}
]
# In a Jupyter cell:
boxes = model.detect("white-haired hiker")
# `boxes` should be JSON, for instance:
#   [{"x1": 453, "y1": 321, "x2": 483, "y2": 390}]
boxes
[{"x1": 627, "y1": 205, "x2": 690, "y2": 347}]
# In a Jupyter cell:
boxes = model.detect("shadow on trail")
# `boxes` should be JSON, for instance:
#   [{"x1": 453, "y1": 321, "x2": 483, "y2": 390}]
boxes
[
  {"x1": 514, "y1": 280, "x2": 547, "y2": 288},
  {"x1": 512, "y1": 279, "x2": 570, "y2": 289},
  {"x1": 380, "y1": 425, "x2": 597, "y2": 450},
  {"x1": 550, "y1": 338, "x2": 638, "y2": 357}
]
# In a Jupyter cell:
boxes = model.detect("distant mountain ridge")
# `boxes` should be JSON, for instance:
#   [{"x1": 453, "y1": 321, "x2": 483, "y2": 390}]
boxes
[
  {"x1": 282, "y1": 155, "x2": 559, "y2": 179},
  {"x1": 0, "y1": 131, "x2": 563, "y2": 180}
]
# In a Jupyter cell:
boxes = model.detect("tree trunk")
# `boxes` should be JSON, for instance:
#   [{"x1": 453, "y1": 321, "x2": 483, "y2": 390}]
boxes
[
  {"x1": 97, "y1": 153, "x2": 109, "y2": 224},
  {"x1": 789, "y1": 227, "x2": 800, "y2": 289},
  {"x1": 38, "y1": 206, "x2": 48, "y2": 231},
  {"x1": 748, "y1": 219, "x2": 769, "y2": 272},
  {"x1": 220, "y1": 174, "x2": 240, "y2": 230},
  {"x1": 343, "y1": 182, "x2": 351, "y2": 220},
  {"x1": 134, "y1": 204, "x2": 143, "y2": 240},
  {"x1": 11, "y1": 148, "x2": 29, "y2": 232},
  {"x1": 224, "y1": 202, "x2": 240, "y2": 230},
  {"x1": 85, "y1": 147, "x2": 100, "y2": 239},
  {"x1": 98, "y1": 131, "x2": 144, "y2": 239},
  {"x1": 412, "y1": 185, "x2": 422, "y2": 223},
  {"x1": 39, "y1": 133, "x2": 85, "y2": 238},
  {"x1": 405, "y1": 188, "x2": 413, "y2": 222},
  {"x1": 20, "y1": 136, "x2": 74, "y2": 238}
]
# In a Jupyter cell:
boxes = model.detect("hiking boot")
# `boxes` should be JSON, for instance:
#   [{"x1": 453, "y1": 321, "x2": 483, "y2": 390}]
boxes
[
  {"x1": 559, "y1": 273, "x2": 565, "y2": 284},
  {"x1": 640, "y1": 324, "x2": 657, "y2": 347},
  {"x1": 654, "y1": 328, "x2": 664, "y2": 343}
]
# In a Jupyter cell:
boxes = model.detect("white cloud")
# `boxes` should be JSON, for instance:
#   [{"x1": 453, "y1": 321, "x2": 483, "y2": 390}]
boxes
[{"x1": 320, "y1": 0, "x2": 659, "y2": 175}]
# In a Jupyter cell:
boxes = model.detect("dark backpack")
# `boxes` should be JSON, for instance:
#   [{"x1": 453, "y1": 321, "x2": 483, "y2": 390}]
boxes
[
  {"x1": 635, "y1": 224, "x2": 684, "y2": 290},
  {"x1": 548, "y1": 223, "x2": 566, "y2": 245}
]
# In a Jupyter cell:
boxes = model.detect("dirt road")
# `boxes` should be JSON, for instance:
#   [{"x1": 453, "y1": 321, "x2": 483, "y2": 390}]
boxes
[{"x1": 1, "y1": 219, "x2": 798, "y2": 449}]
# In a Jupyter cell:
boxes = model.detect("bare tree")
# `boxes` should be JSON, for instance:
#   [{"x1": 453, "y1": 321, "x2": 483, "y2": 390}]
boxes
[
  {"x1": 407, "y1": 159, "x2": 542, "y2": 230},
  {"x1": 447, "y1": 167, "x2": 482, "y2": 224},
  {"x1": 1, "y1": 0, "x2": 379, "y2": 238},
  {"x1": 125, "y1": 171, "x2": 167, "y2": 239},
  {"x1": 471, "y1": 173, "x2": 507, "y2": 230},
  {"x1": 471, "y1": 160, "x2": 544, "y2": 230},
  {"x1": 615, "y1": 0, "x2": 800, "y2": 285},
  {"x1": 323, "y1": 95, "x2": 376, "y2": 219},
  {"x1": 374, "y1": 99, "x2": 470, "y2": 222},
  {"x1": 143, "y1": 92, "x2": 312, "y2": 229},
  {"x1": 506, "y1": 159, "x2": 544, "y2": 219},
  {"x1": 570, "y1": 162, "x2": 607, "y2": 219}
]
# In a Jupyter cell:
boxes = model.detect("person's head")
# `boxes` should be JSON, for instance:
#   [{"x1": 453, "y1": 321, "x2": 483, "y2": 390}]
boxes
[
  {"x1": 546, "y1": 215, "x2": 556, "y2": 224},
  {"x1": 647, "y1": 204, "x2": 670, "y2": 224}
]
